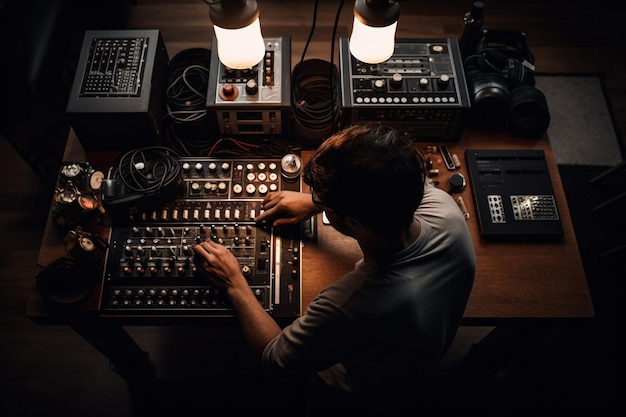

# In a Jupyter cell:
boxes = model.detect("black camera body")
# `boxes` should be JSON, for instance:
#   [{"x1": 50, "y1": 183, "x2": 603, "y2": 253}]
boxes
[{"x1": 463, "y1": 28, "x2": 550, "y2": 138}]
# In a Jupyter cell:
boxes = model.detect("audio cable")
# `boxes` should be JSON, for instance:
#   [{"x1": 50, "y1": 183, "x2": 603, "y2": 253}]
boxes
[
  {"x1": 112, "y1": 147, "x2": 182, "y2": 195},
  {"x1": 164, "y1": 48, "x2": 213, "y2": 155}
]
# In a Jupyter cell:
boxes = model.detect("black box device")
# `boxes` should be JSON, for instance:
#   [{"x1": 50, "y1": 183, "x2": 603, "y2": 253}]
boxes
[
  {"x1": 66, "y1": 29, "x2": 169, "y2": 151},
  {"x1": 465, "y1": 149, "x2": 564, "y2": 241}
]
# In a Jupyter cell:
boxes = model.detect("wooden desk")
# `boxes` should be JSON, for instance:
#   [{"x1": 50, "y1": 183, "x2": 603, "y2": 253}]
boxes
[
  {"x1": 27, "y1": 128, "x2": 594, "y2": 326},
  {"x1": 302, "y1": 130, "x2": 595, "y2": 324}
]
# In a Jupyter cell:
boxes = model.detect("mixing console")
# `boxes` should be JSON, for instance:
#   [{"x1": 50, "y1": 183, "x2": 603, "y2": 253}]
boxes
[{"x1": 100, "y1": 154, "x2": 303, "y2": 320}]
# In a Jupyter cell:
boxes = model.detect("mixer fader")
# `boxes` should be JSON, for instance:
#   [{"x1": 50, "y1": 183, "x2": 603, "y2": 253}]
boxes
[{"x1": 100, "y1": 154, "x2": 303, "y2": 320}]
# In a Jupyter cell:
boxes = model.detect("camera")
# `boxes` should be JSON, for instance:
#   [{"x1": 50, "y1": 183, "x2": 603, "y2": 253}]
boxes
[{"x1": 462, "y1": 28, "x2": 550, "y2": 138}]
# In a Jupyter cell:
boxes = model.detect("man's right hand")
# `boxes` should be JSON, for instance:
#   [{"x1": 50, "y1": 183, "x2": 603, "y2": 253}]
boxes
[{"x1": 255, "y1": 191, "x2": 322, "y2": 227}]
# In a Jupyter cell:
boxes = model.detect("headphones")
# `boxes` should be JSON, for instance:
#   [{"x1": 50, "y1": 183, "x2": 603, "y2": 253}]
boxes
[{"x1": 464, "y1": 29, "x2": 550, "y2": 138}]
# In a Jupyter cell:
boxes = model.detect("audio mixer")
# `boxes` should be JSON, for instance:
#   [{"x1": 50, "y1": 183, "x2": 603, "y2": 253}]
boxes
[
  {"x1": 100, "y1": 154, "x2": 303, "y2": 320},
  {"x1": 339, "y1": 38, "x2": 471, "y2": 141}
]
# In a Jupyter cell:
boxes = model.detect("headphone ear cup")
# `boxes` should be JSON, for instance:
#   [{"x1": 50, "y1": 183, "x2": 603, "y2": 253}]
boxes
[
  {"x1": 469, "y1": 73, "x2": 511, "y2": 131},
  {"x1": 508, "y1": 85, "x2": 551, "y2": 138}
]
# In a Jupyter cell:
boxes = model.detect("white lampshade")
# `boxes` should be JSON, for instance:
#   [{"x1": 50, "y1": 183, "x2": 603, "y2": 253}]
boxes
[
  {"x1": 214, "y1": 17, "x2": 266, "y2": 69},
  {"x1": 349, "y1": 17, "x2": 397, "y2": 64}
]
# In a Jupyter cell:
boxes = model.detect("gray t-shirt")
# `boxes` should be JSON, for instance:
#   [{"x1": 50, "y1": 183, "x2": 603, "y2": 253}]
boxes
[{"x1": 262, "y1": 184, "x2": 476, "y2": 408}]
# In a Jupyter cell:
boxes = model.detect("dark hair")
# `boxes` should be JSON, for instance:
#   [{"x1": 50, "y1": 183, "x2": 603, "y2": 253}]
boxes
[{"x1": 303, "y1": 124, "x2": 427, "y2": 234}]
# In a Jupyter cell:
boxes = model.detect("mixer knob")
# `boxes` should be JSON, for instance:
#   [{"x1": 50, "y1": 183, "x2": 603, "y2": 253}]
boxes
[
  {"x1": 257, "y1": 172, "x2": 267, "y2": 182},
  {"x1": 390, "y1": 73, "x2": 403, "y2": 89},
  {"x1": 372, "y1": 78, "x2": 386, "y2": 91},
  {"x1": 246, "y1": 184, "x2": 256, "y2": 195},
  {"x1": 241, "y1": 265, "x2": 252, "y2": 277},
  {"x1": 258, "y1": 184, "x2": 268, "y2": 195},
  {"x1": 257, "y1": 162, "x2": 266, "y2": 170},
  {"x1": 246, "y1": 172, "x2": 256, "y2": 182},
  {"x1": 182, "y1": 162, "x2": 191, "y2": 172},
  {"x1": 218, "y1": 182, "x2": 227, "y2": 192},
  {"x1": 208, "y1": 162, "x2": 217, "y2": 172},
  {"x1": 245, "y1": 79, "x2": 259, "y2": 95},
  {"x1": 195, "y1": 162, "x2": 203, "y2": 172},
  {"x1": 281, "y1": 154, "x2": 302, "y2": 179},
  {"x1": 191, "y1": 182, "x2": 202, "y2": 193},
  {"x1": 220, "y1": 83, "x2": 238, "y2": 100},
  {"x1": 233, "y1": 183, "x2": 243, "y2": 194},
  {"x1": 221, "y1": 162, "x2": 231, "y2": 172},
  {"x1": 437, "y1": 74, "x2": 450, "y2": 90},
  {"x1": 419, "y1": 77, "x2": 429, "y2": 90}
]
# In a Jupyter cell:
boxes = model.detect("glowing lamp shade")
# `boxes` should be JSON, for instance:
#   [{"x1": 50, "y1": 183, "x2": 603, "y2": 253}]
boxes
[
  {"x1": 213, "y1": 18, "x2": 265, "y2": 69},
  {"x1": 349, "y1": 17, "x2": 397, "y2": 64}
]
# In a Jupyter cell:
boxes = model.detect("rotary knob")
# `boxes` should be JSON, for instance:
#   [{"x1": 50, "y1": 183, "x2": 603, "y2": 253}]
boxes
[
  {"x1": 390, "y1": 73, "x2": 403, "y2": 89},
  {"x1": 281, "y1": 154, "x2": 302, "y2": 180},
  {"x1": 437, "y1": 74, "x2": 450, "y2": 90},
  {"x1": 372, "y1": 78, "x2": 386, "y2": 91},
  {"x1": 219, "y1": 83, "x2": 239, "y2": 100},
  {"x1": 245, "y1": 79, "x2": 259, "y2": 95}
]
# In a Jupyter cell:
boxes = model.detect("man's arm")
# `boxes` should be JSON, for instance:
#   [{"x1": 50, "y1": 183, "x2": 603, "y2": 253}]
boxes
[{"x1": 193, "y1": 240, "x2": 281, "y2": 355}]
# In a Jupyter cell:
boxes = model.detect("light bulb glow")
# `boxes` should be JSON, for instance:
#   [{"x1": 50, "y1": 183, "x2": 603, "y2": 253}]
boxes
[
  {"x1": 214, "y1": 18, "x2": 265, "y2": 69},
  {"x1": 349, "y1": 18, "x2": 397, "y2": 64}
]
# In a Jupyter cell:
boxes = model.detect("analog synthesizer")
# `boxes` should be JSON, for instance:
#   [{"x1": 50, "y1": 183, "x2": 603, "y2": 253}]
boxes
[{"x1": 100, "y1": 154, "x2": 303, "y2": 320}]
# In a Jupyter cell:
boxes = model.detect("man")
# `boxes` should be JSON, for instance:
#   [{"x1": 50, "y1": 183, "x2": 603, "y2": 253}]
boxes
[{"x1": 193, "y1": 124, "x2": 476, "y2": 414}]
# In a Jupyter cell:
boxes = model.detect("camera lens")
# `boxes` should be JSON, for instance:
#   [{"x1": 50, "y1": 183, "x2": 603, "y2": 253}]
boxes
[
  {"x1": 469, "y1": 73, "x2": 510, "y2": 131},
  {"x1": 509, "y1": 86, "x2": 550, "y2": 138}
]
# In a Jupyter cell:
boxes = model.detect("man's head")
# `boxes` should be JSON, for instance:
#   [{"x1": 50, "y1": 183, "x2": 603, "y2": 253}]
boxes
[{"x1": 304, "y1": 124, "x2": 427, "y2": 235}]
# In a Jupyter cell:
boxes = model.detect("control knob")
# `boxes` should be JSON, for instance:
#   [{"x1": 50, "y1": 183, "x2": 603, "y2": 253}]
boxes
[
  {"x1": 372, "y1": 79, "x2": 386, "y2": 92},
  {"x1": 281, "y1": 154, "x2": 302, "y2": 180},
  {"x1": 437, "y1": 74, "x2": 450, "y2": 90},
  {"x1": 245, "y1": 79, "x2": 259, "y2": 95},
  {"x1": 390, "y1": 73, "x2": 403, "y2": 89},
  {"x1": 219, "y1": 83, "x2": 239, "y2": 101}
]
